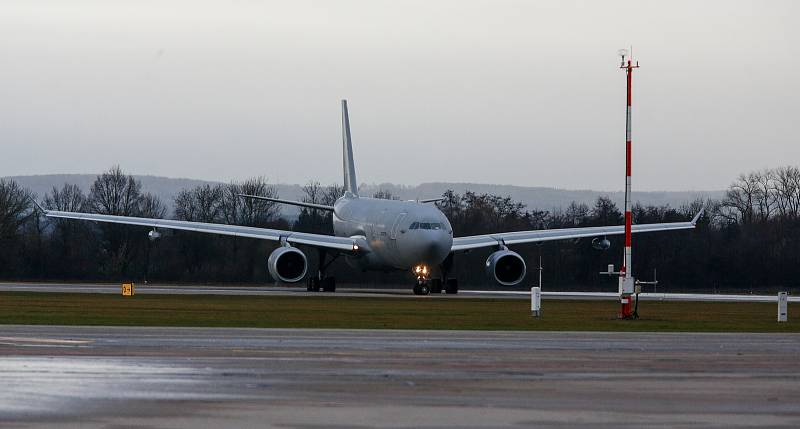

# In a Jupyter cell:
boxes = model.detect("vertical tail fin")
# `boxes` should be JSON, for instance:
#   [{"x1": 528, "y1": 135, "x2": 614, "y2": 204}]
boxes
[{"x1": 341, "y1": 99, "x2": 358, "y2": 196}]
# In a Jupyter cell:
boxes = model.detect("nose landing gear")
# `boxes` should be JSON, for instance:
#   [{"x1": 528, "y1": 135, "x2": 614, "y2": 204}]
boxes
[
  {"x1": 412, "y1": 264, "x2": 431, "y2": 295},
  {"x1": 411, "y1": 258, "x2": 459, "y2": 295},
  {"x1": 413, "y1": 279, "x2": 430, "y2": 295}
]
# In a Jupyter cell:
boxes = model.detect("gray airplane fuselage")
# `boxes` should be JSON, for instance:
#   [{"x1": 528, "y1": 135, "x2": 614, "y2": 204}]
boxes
[{"x1": 332, "y1": 194, "x2": 453, "y2": 271}]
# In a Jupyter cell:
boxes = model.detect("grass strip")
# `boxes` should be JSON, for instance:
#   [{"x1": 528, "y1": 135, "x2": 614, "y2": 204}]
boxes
[{"x1": 0, "y1": 292, "x2": 797, "y2": 332}]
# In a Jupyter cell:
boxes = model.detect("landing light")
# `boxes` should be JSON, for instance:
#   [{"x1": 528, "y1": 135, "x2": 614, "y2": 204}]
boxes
[{"x1": 353, "y1": 244, "x2": 360, "y2": 251}]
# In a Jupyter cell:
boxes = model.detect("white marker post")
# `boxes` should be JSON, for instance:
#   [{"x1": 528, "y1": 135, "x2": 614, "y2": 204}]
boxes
[
  {"x1": 778, "y1": 292, "x2": 788, "y2": 322},
  {"x1": 531, "y1": 287, "x2": 541, "y2": 317}
]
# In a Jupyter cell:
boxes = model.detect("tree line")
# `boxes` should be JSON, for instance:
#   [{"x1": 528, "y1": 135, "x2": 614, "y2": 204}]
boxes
[{"x1": 1, "y1": 165, "x2": 799, "y2": 291}]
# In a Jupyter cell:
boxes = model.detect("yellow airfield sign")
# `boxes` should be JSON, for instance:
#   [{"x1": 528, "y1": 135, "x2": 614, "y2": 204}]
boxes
[{"x1": 122, "y1": 283, "x2": 134, "y2": 297}]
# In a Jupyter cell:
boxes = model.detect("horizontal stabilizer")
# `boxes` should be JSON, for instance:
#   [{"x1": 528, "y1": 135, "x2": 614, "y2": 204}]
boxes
[
  {"x1": 418, "y1": 198, "x2": 444, "y2": 204},
  {"x1": 691, "y1": 209, "x2": 705, "y2": 225},
  {"x1": 237, "y1": 194, "x2": 334, "y2": 211},
  {"x1": 30, "y1": 197, "x2": 46, "y2": 213}
]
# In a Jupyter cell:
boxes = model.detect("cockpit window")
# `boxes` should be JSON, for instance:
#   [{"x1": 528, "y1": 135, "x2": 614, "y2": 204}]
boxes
[{"x1": 410, "y1": 222, "x2": 443, "y2": 230}]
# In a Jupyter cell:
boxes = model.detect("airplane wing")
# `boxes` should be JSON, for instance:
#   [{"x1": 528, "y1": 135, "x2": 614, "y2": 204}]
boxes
[
  {"x1": 41, "y1": 209, "x2": 359, "y2": 252},
  {"x1": 450, "y1": 210, "x2": 703, "y2": 252}
]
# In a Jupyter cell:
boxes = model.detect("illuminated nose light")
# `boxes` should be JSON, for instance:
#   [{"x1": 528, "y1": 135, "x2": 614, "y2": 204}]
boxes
[{"x1": 352, "y1": 244, "x2": 360, "y2": 251}]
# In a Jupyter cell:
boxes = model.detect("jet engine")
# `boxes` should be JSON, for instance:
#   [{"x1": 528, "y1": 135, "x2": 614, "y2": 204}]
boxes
[
  {"x1": 485, "y1": 249, "x2": 527, "y2": 286},
  {"x1": 267, "y1": 247, "x2": 308, "y2": 283},
  {"x1": 591, "y1": 237, "x2": 611, "y2": 251}
]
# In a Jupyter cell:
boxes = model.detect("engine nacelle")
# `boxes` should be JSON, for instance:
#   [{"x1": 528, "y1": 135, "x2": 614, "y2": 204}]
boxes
[
  {"x1": 485, "y1": 249, "x2": 527, "y2": 286},
  {"x1": 267, "y1": 246, "x2": 308, "y2": 283},
  {"x1": 592, "y1": 237, "x2": 611, "y2": 251}
]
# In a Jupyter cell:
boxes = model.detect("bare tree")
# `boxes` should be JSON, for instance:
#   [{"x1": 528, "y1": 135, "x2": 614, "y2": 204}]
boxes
[
  {"x1": 43, "y1": 182, "x2": 89, "y2": 241},
  {"x1": 0, "y1": 179, "x2": 34, "y2": 239},
  {"x1": 322, "y1": 183, "x2": 345, "y2": 207},
  {"x1": 372, "y1": 189, "x2": 398, "y2": 200},
  {"x1": 87, "y1": 166, "x2": 142, "y2": 216},
  {"x1": 296, "y1": 181, "x2": 329, "y2": 233},
  {"x1": 40, "y1": 183, "x2": 96, "y2": 276},
  {"x1": 138, "y1": 193, "x2": 167, "y2": 219},
  {"x1": 721, "y1": 172, "x2": 759, "y2": 224},
  {"x1": 174, "y1": 190, "x2": 197, "y2": 222},
  {"x1": 175, "y1": 184, "x2": 224, "y2": 223},
  {"x1": 774, "y1": 166, "x2": 800, "y2": 219},
  {"x1": 43, "y1": 183, "x2": 86, "y2": 212},
  {"x1": 302, "y1": 181, "x2": 324, "y2": 205},
  {"x1": 753, "y1": 169, "x2": 778, "y2": 222},
  {"x1": 564, "y1": 201, "x2": 590, "y2": 226},
  {"x1": 722, "y1": 169, "x2": 785, "y2": 224},
  {"x1": 436, "y1": 190, "x2": 463, "y2": 230},
  {"x1": 220, "y1": 177, "x2": 280, "y2": 227},
  {"x1": 85, "y1": 166, "x2": 166, "y2": 275}
]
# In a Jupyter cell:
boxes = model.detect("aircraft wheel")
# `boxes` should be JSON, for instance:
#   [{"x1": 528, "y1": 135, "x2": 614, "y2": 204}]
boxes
[
  {"x1": 445, "y1": 278, "x2": 459, "y2": 294},
  {"x1": 322, "y1": 276, "x2": 336, "y2": 292},
  {"x1": 307, "y1": 277, "x2": 320, "y2": 292},
  {"x1": 430, "y1": 279, "x2": 443, "y2": 294},
  {"x1": 413, "y1": 283, "x2": 430, "y2": 295}
]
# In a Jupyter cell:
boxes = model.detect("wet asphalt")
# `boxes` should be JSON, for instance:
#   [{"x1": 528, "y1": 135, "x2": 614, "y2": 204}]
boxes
[{"x1": 1, "y1": 326, "x2": 799, "y2": 428}]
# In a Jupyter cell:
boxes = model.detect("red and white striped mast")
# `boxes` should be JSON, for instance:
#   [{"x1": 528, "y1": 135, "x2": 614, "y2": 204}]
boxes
[{"x1": 619, "y1": 48, "x2": 638, "y2": 319}]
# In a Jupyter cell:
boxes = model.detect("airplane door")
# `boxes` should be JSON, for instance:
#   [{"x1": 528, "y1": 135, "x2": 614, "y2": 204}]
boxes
[{"x1": 390, "y1": 213, "x2": 407, "y2": 240}]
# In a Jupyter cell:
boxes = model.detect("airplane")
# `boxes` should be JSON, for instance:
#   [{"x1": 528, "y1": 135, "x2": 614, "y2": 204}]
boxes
[{"x1": 38, "y1": 100, "x2": 702, "y2": 295}]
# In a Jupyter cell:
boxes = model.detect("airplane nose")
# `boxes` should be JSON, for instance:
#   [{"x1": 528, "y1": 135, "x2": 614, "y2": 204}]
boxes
[{"x1": 412, "y1": 231, "x2": 452, "y2": 265}]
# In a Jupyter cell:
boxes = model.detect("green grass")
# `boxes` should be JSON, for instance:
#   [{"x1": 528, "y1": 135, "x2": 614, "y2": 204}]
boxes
[{"x1": 0, "y1": 292, "x2": 797, "y2": 332}]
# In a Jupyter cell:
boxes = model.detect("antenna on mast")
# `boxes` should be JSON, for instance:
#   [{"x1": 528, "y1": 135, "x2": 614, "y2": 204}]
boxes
[{"x1": 618, "y1": 48, "x2": 628, "y2": 67}]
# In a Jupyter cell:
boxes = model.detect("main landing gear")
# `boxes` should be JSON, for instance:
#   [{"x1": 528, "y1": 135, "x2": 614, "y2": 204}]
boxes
[{"x1": 307, "y1": 249, "x2": 338, "y2": 292}]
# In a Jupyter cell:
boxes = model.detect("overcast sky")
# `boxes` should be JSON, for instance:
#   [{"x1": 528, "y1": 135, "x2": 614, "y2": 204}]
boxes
[{"x1": 1, "y1": 0, "x2": 797, "y2": 191}]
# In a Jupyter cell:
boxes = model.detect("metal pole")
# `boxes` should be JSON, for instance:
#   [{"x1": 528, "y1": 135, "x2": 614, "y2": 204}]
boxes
[
  {"x1": 619, "y1": 50, "x2": 639, "y2": 319},
  {"x1": 538, "y1": 255, "x2": 542, "y2": 290}
]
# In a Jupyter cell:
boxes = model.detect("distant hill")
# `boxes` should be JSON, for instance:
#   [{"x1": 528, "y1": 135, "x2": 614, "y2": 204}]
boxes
[
  {"x1": 5, "y1": 174, "x2": 220, "y2": 210},
  {"x1": 4, "y1": 174, "x2": 723, "y2": 217}
]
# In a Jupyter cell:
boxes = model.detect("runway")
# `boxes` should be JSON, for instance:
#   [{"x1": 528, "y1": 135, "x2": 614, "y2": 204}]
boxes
[
  {"x1": 2, "y1": 281, "x2": 796, "y2": 302},
  {"x1": 0, "y1": 281, "x2": 516, "y2": 298},
  {"x1": 1, "y1": 326, "x2": 799, "y2": 428}
]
